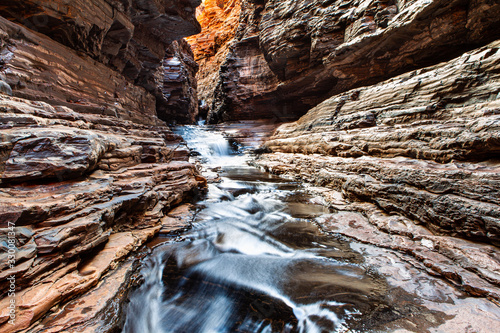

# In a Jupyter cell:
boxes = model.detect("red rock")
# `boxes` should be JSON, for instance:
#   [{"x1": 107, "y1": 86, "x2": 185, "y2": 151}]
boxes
[
  {"x1": 201, "y1": 0, "x2": 500, "y2": 123},
  {"x1": 0, "y1": 1, "x2": 205, "y2": 330},
  {"x1": 0, "y1": 230, "x2": 159, "y2": 332},
  {"x1": 157, "y1": 39, "x2": 200, "y2": 124},
  {"x1": 256, "y1": 41, "x2": 500, "y2": 245},
  {"x1": 185, "y1": 0, "x2": 241, "y2": 119}
]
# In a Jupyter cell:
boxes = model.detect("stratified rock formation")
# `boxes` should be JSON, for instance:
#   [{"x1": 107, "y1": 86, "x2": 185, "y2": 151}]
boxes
[
  {"x1": 0, "y1": 0, "x2": 201, "y2": 123},
  {"x1": 157, "y1": 39, "x2": 200, "y2": 124},
  {"x1": 261, "y1": 40, "x2": 500, "y2": 244},
  {"x1": 0, "y1": 1, "x2": 204, "y2": 332},
  {"x1": 185, "y1": 0, "x2": 240, "y2": 119},
  {"x1": 254, "y1": 39, "x2": 500, "y2": 300},
  {"x1": 186, "y1": 0, "x2": 500, "y2": 305},
  {"x1": 200, "y1": 0, "x2": 500, "y2": 123},
  {"x1": 1, "y1": 0, "x2": 499, "y2": 330}
]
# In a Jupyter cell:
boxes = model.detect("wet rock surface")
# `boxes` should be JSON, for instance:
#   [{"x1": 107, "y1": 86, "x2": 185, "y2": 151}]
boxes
[
  {"x1": 0, "y1": 95, "x2": 206, "y2": 332},
  {"x1": 0, "y1": 0, "x2": 204, "y2": 331},
  {"x1": 121, "y1": 126, "x2": 500, "y2": 333},
  {"x1": 254, "y1": 152, "x2": 500, "y2": 300},
  {"x1": 250, "y1": 39, "x2": 500, "y2": 306}
]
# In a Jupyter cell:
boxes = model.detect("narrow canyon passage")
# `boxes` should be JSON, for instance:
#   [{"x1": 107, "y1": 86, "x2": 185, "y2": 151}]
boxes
[
  {"x1": 122, "y1": 127, "x2": 500, "y2": 332},
  {"x1": 0, "y1": 0, "x2": 499, "y2": 332}
]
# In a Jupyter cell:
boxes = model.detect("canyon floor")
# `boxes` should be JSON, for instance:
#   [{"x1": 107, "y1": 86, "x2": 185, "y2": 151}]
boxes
[{"x1": 0, "y1": 0, "x2": 499, "y2": 332}]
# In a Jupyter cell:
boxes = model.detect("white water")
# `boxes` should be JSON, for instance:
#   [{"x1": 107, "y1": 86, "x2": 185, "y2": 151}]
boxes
[
  {"x1": 175, "y1": 126, "x2": 235, "y2": 165},
  {"x1": 122, "y1": 126, "x2": 384, "y2": 333}
]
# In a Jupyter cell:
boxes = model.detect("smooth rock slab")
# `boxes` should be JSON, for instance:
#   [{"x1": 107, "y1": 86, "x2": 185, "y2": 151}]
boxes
[
  {"x1": 353, "y1": 243, "x2": 500, "y2": 333},
  {"x1": 2, "y1": 128, "x2": 110, "y2": 182}
]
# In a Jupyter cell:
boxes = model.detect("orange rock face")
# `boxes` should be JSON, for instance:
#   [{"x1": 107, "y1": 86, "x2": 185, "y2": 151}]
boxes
[
  {"x1": 185, "y1": 0, "x2": 241, "y2": 118},
  {"x1": 187, "y1": 0, "x2": 240, "y2": 61}
]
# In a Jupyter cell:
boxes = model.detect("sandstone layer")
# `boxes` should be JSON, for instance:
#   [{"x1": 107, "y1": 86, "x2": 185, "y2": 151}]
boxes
[
  {"x1": 0, "y1": 0, "x2": 201, "y2": 124},
  {"x1": 0, "y1": 95, "x2": 206, "y2": 333},
  {"x1": 158, "y1": 39, "x2": 200, "y2": 124},
  {"x1": 252, "y1": 39, "x2": 500, "y2": 301},
  {"x1": 197, "y1": 0, "x2": 500, "y2": 123},
  {"x1": 0, "y1": 1, "x2": 204, "y2": 331}
]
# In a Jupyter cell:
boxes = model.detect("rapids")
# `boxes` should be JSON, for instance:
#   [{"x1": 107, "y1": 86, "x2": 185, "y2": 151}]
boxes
[{"x1": 121, "y1": 126, "x2": 500, "y2": 333}]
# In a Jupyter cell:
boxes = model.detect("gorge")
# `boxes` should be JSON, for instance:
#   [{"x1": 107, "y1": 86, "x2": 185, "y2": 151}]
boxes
[{"x1": 0, "y1": 0, "x2": 499, "y2": 332}]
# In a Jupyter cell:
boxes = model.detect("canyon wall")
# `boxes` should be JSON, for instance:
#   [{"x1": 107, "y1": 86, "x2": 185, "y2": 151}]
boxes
[
  {"x1": 185, "y1": 0, "x2": 500, "y2": 301},
  {"x1": 254, "y1": 40, "x2": 500, "y2": 301},
  {"x1": 0, "y1": 0, "x2": 201, "y2": 124},
  {"x1": 158, "y1": 39, "x2": 200, "y2": 124},
  {"x1": 0, "y1": 1, "x2": 204, "y2": 332},
  {"x1": 191, "y1": 0, "x2": 500, "y2": 123},
  {"x1": 260, "y1": 40, "x2": 500, "y2": 243},
  {"x1": 245, "y1": 1, "x2": 500, "y2": 302},
  {"x1": 186, "y1": 0, "x2": 241, "y2": 119}
]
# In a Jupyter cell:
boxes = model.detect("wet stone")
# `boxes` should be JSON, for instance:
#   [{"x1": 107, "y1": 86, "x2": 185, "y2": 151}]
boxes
[{"x1": 121, "y1": 126, "x2": 500, "y2": 333}]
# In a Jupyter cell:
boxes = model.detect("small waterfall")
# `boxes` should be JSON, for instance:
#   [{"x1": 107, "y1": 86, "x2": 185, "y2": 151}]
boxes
[
  {"x1": 122, "y1": 256, "x2": 167, "y2": 333},
  {"x1": 122, "y1": 126, "x2": 394, "y2": 333},
  {"x1": 175, "y1": 126, "x2": 233, "y2": 163}
]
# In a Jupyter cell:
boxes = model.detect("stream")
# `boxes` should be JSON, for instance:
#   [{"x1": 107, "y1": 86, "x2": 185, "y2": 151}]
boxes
[{"x1": 122, "y1": 126, "x2": 500, "y2": 333}]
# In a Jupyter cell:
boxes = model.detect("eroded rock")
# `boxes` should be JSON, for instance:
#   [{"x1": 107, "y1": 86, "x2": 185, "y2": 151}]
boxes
[
  {"x1": 256, "y1": 40, "x2": 500, "y2": 244},
  {"x1": 157, "y1": 39, "x2": 200, "y2": 124},
  {"x1": 0, "y1": 95, "x2": 205, "y2": 332},
  {"x1": 185, "y1": 0, "x2": 241, "y2": 120},
  {"x1": 253, "y1": 153, "x2": 500, "y2": 302},
  {"x1": 0, "y1": 0, "x2": 201, "y2": 90},
  {"x1": 196, "y1": 0, "x2": 500, "y2": 123}
]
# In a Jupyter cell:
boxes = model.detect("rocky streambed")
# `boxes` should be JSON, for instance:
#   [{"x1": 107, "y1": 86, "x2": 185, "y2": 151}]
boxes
[
  {"x1": 120, "y1": 126, "x2": 500, "y2": 333},
  {"x1": 0, "y1": 0, "x2": 499, "y2": 332}
]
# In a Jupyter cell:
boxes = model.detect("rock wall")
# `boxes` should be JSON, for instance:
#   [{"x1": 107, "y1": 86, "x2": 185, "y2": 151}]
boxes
[
  {"x1": 185, "y1": 0, "x2": 241, "y2": 119},
  {"x1": 180, "y1": 0, "x2": 500, "y2": 302},
  {"x1": 202, "y1": 0, "x2": 500, "y2": 123},
  {"x1": 0, "y1": 0, "x2": 201, "y2": 123},
  {"x1": 157, "y1": 39, "x2": 200, "y2": 124},
  {"x1": 0, "y1": 16, "x2": 158, "y2": 125},
  {"x1": 261, "y1": 40, "x2": 500, "y2": 244},
  {"x1": 253, "y1": 40, "x2": 500, "y2": 299},
  {"x1": 0, "y1": 1, "x2": 204, "y2": 332}
]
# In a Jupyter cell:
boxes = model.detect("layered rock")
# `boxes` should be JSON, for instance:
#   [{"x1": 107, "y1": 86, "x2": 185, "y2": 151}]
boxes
[
  {"x1": 202, "y1": 0, "x2": 500, "y2": 123},
  {"x1": 254, "y1": 153, "x2": 500, "y2": 301},
  {"x1": 253, "y1": 40, "x2": 500, "y2": 298},
  {"x1": 0, "y1": 0, "x2": 201, "y2": 124},
  {"x1": 0, "y1": 1, "x2": 205, "y2": 331},
  {"x1": 0, "y1": 95, "x2": 206, "y2": 333},
  {"x1": 188, "y1": 2, "x2": 500, "y2": 304},
  {"x1": 0, "y1": 16, "x2": 158, "y2": 125},
  {"x1": 157, "y1": 39, "x2": 199, "y2": 124},
  {"x1": 0, "y1": 0, "x2": 201, "y2": 89},
  {"x1": 261, "y1": 40, "x2": 500, "y2": 244},
  {"x1": 185, "y1": 0, "x2": 241, "y2": 119}
]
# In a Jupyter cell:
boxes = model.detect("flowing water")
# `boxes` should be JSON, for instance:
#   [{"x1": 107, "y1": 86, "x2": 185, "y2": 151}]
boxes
[{"x1": 121, "y1": 126, "x2": 499, "y2": 333}]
